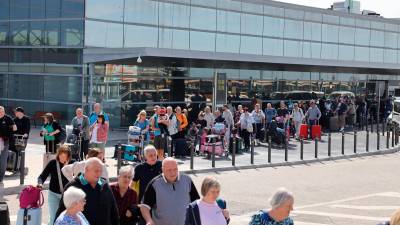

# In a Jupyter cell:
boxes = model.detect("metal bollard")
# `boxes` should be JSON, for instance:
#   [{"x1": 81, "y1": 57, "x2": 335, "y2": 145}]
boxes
[
  {"x1": 284, "y1": 139, "x2": 288, "y2": 162},
  {"x1": 20, "y1": 148, "x2": 26, "y2": 185},
  {"x1": 268, "y1": 136, "x2": 272, "y2": 163},
  {"x1": 117, "y1": 143, "x2": 122, "y2": 175},
  {"x1": 232, "y1": 136, "x2": 236, "y2": 166},
  {"x1": 328, "y1": 133, "x2": 331, "y2": 157},
  {"x1": 382, "y1": 121, "x2": 385, "y2": 136},
  {"x1": 167, "y1": 137, "x2": 172, "y2": 157},
  {"x1": 212, "y1": 142, "x2": 216, "y2": 168},
  {"x1": 190, "y1": 140, "x2": 194, "y2": 170},
  {"x1": 370, "y1": 119, "x2": 373, "y2": 133},
  {"x1": 386, "y1": 130, "x2": 390, "y2": 149},
  {"x1": 366, "y1": 130, "x2": 369, "y2": 152},
  {"x1": 250, "y1": 136, "x2": 255, "y2": 165},
  {"x1": 300, "y1": 138, "x2": 304, "y2": 160},
  {"x1": 392, "y1": 126, "x2": 395, "y2": 147},
  {"x1": 396, "y1": 127, "x2": 399, "y2": 145},
  {"x1": 341, "y1": 131, "x2": 345, "y2": 155},
  {"x1": 264, "y1": 124, "x2": 268, "y2": 144},
  {"x1": 377, "y1": 130, "x2": 380, "y2": 151},
  {"x1": 314, "y1": 138, "x2": 318, "y2": 159},
  {"x1": 353, "y1": 130, "x2": 357, "y2": 154}
]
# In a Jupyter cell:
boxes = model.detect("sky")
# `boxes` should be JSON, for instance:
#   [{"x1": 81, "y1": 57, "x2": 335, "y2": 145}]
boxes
[{"x1": 276, "y1": 0, "x2": 400, "y2": 18}]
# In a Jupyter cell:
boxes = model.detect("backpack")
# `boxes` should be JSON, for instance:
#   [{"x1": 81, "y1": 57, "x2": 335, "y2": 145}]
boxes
[
  {"x1": 56, "y1": 126, "x2": 66, "y2": 143},
  {"x1": 19, "y1": 185, "x2": 44, "y2": 209}
]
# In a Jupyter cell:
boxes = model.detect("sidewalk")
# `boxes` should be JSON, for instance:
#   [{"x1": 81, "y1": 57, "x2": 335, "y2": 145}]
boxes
[{"x1": 3, "y1": 128, "x2": 399, "y2": 195}]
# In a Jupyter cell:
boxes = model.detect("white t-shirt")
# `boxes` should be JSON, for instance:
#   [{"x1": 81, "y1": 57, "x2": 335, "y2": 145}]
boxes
[
  {"x1": 197, "y1": 200, "x2": 227, "y2": 225},
  {"x1": 90, "y1": 125, "x2": 98, "y2": 143}
]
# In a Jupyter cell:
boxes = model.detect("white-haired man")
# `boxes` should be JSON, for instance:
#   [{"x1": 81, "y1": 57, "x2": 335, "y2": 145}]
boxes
[
  {"x1": 140, "y1": 157, "x2": 200, "y2": 225},
  {"x1": 89, "y1": 103, "x2": 109, "y2": 126},
  {"x1": 55, "y1": 157, "x2": 118, "y2": 225}
]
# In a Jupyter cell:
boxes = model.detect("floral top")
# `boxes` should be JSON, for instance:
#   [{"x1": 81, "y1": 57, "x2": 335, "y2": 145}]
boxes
[
  {"x1": 54, "y1": 211, "x2": 90, "y2": 225},
  {"x1": 249, "y1": 211, "x2": 294, "y2": 225}
]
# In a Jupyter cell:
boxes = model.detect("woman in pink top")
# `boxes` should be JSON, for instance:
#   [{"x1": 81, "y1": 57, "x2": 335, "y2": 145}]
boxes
[
  {"x1": 90, "y1": 114, "x2": 108, "y2": 155},
  {"x1": 185, "y1": 177, "x2": 230, "y2": 225}
]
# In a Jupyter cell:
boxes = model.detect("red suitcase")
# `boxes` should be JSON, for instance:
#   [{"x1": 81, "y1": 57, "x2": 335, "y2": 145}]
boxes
[
  {"x1": 299, "y1": 124, "x2": 308, "y2": 139},
  {"x1": 312, "y1": 125, "x2": 321, "y2": 140}
]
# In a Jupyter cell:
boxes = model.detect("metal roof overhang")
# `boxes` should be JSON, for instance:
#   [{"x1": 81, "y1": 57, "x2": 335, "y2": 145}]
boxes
[{"x1": 83, "y1": 47, "x2": 400, "y2": 75}]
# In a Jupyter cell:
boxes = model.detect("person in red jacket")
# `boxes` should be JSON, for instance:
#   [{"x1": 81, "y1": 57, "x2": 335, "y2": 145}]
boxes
[{"x1": 89, "y1": 114, "x2": 109, "y2": 157}]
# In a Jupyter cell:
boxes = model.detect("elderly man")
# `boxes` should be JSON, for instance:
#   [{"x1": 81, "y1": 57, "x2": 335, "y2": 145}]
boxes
[
  {"x1": 89, "y1": 103, "x2": 109, "y2": 126},
  {"x1": 55, "y1": 157, "x2": 119, "y2": 225},
  {"x1": 72, "y1": 108, "x2": 90, "y2": 159},
  {"x1": 0, "y1": 106, "x2": 17, "y2": 189},
  {"x1": 140, "y1": 157, "x2": 200, "y2": 225}
]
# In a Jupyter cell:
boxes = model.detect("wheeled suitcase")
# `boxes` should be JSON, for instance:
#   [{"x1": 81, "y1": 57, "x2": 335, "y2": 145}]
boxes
[
  {"x1": 0, "y1": 202, "x2": 10, "y2": 225},
  {"x1": 121, "y1": 144, "x2": 139, "y2": 162},
  {"x1": 312, "y1": 125, "x2": 322, "y2": 140},
  {"x1": 329, "y1": 116, "x2": 340, "y2": 131},
  {"x1": 174, "y1": 138, "x2": 188, "y2": 157},
  {"x1": 299, "y1": 124, "x2": 308, "y2": 139},
  {"x1": 6, "y1": 150, "x2": 20, "y2": 171},
  {"x1": 16, "y1": 208, "x2": 42, "y2": 225}
]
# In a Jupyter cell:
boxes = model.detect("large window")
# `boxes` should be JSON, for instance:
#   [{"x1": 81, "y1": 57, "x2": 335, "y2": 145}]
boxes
[
  {"x1": 62, "y1": 0, "x2": 84, "y2": 18},
  {"x1": 30, "y1": 0, "x2": 46, "y2": 19},
  {"x1": 11, "y1": 22, "x2": 29, "y2": 46},
  {"x1": 264, "y1": 17, "x2": 284, "y2": 38},
  {"x1": 159, "y1": 2, "x2": 190, "y2": 28},
  {"x1": 0, "y1": 22, "x2": 9, "y2": 45},
  {"x1": 355, "y1": 46, "x2": 369, "y2": 62},
  {"x1": 321, "y1": 43, "x2": 338, "y2": 60},
  {"x1": 302, "y1": 42, "x2": 321, "y2": 59},
  {"x1": 263, "y1": 38, "x2": 283, "y2": 56},
  {"x1": 370, "y1": 48, "x2": 384, "y2": 63},
  {"x1": 322, "y1": 24, "x2": 338, "y2": 43},
  {"x1": 216, "y1": 34, "x2": 240, "y2": 53},
  {"x1": 338, "y1": 45, "x2": 354, "y2": 61},
  {"x1": 8, "y1": 74, "x2": 44, "y2": 100},
  {"x1": 61, "y1": 21, "x2": 83, "y2": 47},
  {"x1": 284, "y1": 40, "x2": 302, "y2": 57},
  {"x1": 284, "y1": 19, "x2": 303, "y2": 39},
  {"x1": 10, "y1": 0, "x2": 30, "y2": 19},
  {"x1": 303, "y1": 22, "x2": 321, "y2": 41},
  {"x1": 45, "y1": 21, "x2": 60, "y2": 46},
  {"x1": 85, "y1": 21, "x2": 123, "y2": 48},
  {"x1": 46, "y1": 0, "x2": 61, "y2": 18},
  {"x1": 217, "y1": 10, "x2": 241, "y2": 34},
  {"x1": 86, "y1": 0, "x2": 124, "y2": 21},
  {"x1": 125, "y1": 0, "x2": 159, "y2": 25},
  {"x1": 159, "y1": 28, "x2": 189, "y2": 50},
  {"x1": 384, "y1": 32, "x2": 398, "y2": 49},
  {"x1": 339, "y1": 26, "x2": 355, "y2": 44},
  {"x1": 241, "y1": 14, "x2": 263, "y2": 36},
  {"x1": 0, "y1": 0, "x2": 10, "y2": 20},
  {"x1": 190, "y1": 7, "x2": 216, "y2": 31},
  {"x1": 355, "y1": 28, "x2": 370, "y2": 46},
  {"x1": 384, "y1": 49, "x2": 397, "y2": 64},
  {"x1": 29, "y1": 22, "x2": 44, "y2": 46},
  {"x1": 240, "y1": 36, "x2": 262, "y2": 55},
  {"x1": 124, "y1": 25, "x2": 158, "y2": 48},
  {"x1": 190, "y1": 31, "x2": 215, "y2": 52},
  {"x1": 9, "y1": 48, "x2": 44, "y2": 73},
  {"x1": 370, "y1": 30, "x2": 385, "y2": 47}
]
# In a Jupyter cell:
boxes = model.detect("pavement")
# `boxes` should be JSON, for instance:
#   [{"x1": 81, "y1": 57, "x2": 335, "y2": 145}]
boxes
[
  {"x1": 4, "y1": 151, "x2": 400, "y2": 225},
  {"x1": 2, "y1": 127, "x2": 399, "y2": 195}
]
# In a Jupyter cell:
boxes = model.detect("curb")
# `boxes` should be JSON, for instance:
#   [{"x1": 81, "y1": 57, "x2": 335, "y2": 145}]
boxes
[{"x1": 4, "y1": 145, "x2": 400, "y2": 196}]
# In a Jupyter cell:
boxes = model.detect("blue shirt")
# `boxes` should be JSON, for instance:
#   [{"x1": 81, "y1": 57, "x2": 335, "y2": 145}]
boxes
[
  {"x1": 152, "y1": 115, "x2": 161, "y2": 136},
  {"x1": 134, "y1": 119, "x2": 150, "y2": 142},
  {"x1": 265, "y1": 108, "x2": 277, "y2": 123},
  {"x1": 89, "y1": 112, "x2": 109, "y2": 126},
  {"x1": 249, "y1": 211, "x2": 294, "y2": 225},
  {"x1": 55, "y1": 211, "x2": 90, "y2": 225}
]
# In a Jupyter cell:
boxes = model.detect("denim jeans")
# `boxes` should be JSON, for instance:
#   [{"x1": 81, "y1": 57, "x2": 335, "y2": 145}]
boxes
[
  {"x1": 0, "y1": 140, "x2": 9, "y2": 182},
  {"x1": 48, "y1": 190, "x2": 62, "y2": 225}
]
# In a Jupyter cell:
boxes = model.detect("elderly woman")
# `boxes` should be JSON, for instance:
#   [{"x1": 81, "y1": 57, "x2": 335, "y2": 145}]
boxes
[
  {"x1": 249, "y1": 188, "x2": 294, "y2": 225},
  {"x1": 134, "y1": 110, "x2": 150, "y2": 145},
  {"x1": 54, "y1": 186, "x2": 89, "y2": 225},
  {"x1": 185, "y1": 177, "x2": 230, "y2": 225},
  {"x1": 110, "y1": 166, "x2": 140, "y2": 225}
]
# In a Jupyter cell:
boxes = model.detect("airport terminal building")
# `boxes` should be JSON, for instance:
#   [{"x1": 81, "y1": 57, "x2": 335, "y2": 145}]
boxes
[{"x1": 1, "y1": 0, "x2": 400, "y2": 127}]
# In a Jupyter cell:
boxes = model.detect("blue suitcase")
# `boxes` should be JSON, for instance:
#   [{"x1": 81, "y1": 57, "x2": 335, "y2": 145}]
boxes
[
  {"x1": 16, "y1": 208, "x2": 42, "y2": 225},
  {"x1": 122, "y1": 144, "x2": 138, "y2": 162}
]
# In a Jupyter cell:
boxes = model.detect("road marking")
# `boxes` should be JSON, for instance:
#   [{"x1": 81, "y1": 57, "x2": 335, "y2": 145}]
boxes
[
  {"x1": 296, "y1": 192, "x2": 400, "y2": 209},
  {"x1": 293, "y1": 210, "x2": 388, "y2": 222},
  {"x1": 331, "y1": 204, "x2": 400, "y2": 210}
]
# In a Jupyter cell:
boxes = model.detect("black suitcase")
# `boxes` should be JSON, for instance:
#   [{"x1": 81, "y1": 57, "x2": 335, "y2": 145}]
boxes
[
  {"x1": 0, "y1": 202, "x2": 10, "y2": 225},
  {"x1": 174, "y1": 138, "x2": 187, "y2": 157},
  {"x1": 6, "y1": 150, "x2": 20, "y2": 172}
]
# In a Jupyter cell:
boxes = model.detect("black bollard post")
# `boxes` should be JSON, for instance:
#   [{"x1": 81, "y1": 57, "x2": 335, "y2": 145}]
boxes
[
  {"x1": 268, "y1": 136, "x2": 272, "y2": 163},
  {"x1": 212, "y1": 142, "x2": 216, "y2": 168},
  {"x1": 366, "y1": 130, "x2": 369, "y2": 152},
  {"x1": 284, "y1": 139, "x2": 288, "y2": 162},
  {"x1": 232, "y1": 136, "x2": 236, "y2": 166},
  {"x1": 396, "y1": 127, "x2": 399, "y2": 145},
  {"x1": 117, "y1": 143, "x2": 122, "y2": 175},
  {"x1": 251, "y1": 135, "x2": 255, "y2": 165},
  {"x1": 300, "y1": 138, "x2": 304, "y2": 160},
  {"x1": 386, "y1": 129, "x2": 390, "y2": 149},
  {"x1": 392, "y1": 126, "x2": 395, "y2": 147},
  {"x1": 190, "y1": 140, "x2": 194, "y2": 170},
  {"x1": 377, "y1": 129, "x2": 380, "y2": 151},
  {"x1": 314, "y1": 137, "x2": 318, "y2": 159},
  {"x1": 354, "y1": 130, "x2": 357, "y2": 154},
  {"x1": 19, "y1": 139, "x2": 26, "y2": 185},
  {"x1": 328, "y1": 133, "x2": 331, "y2": 157},
  {"x1": 341, "y1": 131, "x2": 345, "y2": 155},
  {"x1": 382, "y1": 121, "x2": 385, "y2": 136},
  {"x1": 370, "y1": 118, "x2": 373, "y2": 133}
]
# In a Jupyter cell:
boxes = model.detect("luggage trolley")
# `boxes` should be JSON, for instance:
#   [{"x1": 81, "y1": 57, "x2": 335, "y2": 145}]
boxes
[
  {"x1": 64, "y1": 125, "x2": 82, "y2": 161},
  {"x1": 122, "y1": 126, "x2": 144, "y2": 164},
  {"x1": 199, "y1": 123, "x2": 229, "y2": 158},
  {"x1": 6, "y1": 134, "x2": 28, "y2": 174}
]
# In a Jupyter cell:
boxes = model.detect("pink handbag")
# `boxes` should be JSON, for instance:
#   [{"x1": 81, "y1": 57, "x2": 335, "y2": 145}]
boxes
[{"x1": 19, "y1": 185, "x2": 44, "y2": 209}]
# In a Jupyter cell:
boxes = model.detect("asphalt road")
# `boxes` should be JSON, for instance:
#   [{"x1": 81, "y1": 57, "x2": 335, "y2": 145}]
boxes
[{"x1": 4, "y1": 152, "x2": 400, "y2": 225}]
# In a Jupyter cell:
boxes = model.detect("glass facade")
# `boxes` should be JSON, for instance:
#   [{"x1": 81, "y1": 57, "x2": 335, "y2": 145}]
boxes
[
  {"x1": 1, "y1": 0, "x2": 400, "y2": 127},
  {"x1": 0, "y1": 0, "x2": 84, "y2": 122}
]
